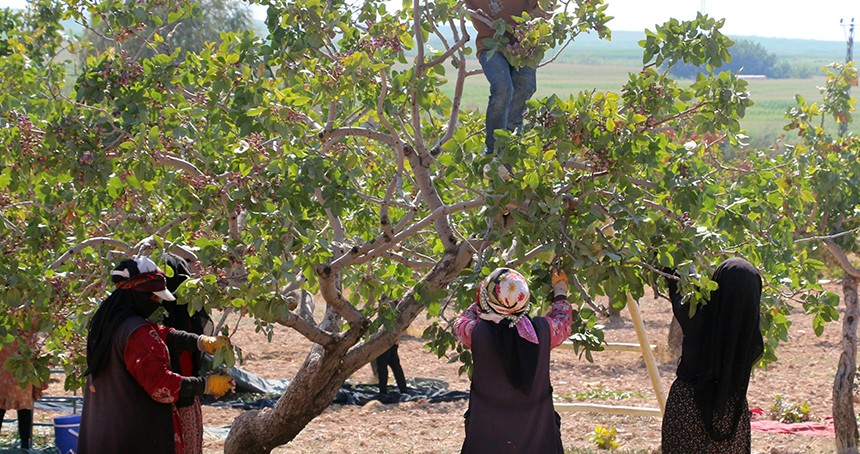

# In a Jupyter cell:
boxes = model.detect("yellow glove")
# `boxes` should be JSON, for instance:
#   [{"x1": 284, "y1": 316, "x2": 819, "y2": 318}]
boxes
[
  {"x1": 204, "y1": 373, "x2": 236, "y2": 398},
  {"x1": 198, "y1": 335, "x2": 229, "y2": 354},
  {"x1": 551, "y1": 269, "x2": 569, "y2": 297}
]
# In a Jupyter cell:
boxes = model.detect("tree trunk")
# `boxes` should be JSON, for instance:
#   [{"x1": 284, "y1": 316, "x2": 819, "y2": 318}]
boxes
[
  {"x1": 834, "y1": 276, "x2": 860, "y2": 453},
  {"x1": 223, "y1": 245, "x2": 472, "y2": 453},
  {"x1": 606, "y1": 306, "x2": 624, "y2": 327},
  {"x1": 223, "y1": 342, "x2": 357, "y2": 453}
]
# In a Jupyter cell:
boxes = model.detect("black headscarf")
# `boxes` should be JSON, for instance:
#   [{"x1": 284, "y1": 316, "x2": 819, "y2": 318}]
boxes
[
  {"x1": 486, "y1": 317, "x2": 540, "y2": 395},
  {"x1": 693, "y1": 257, "x2": 764, "y2": 440},
  {"x1": 85, "y1": 259, "x2": 163, "y2": 379},
  {"x1": 161, "y1": 253, "x2": 213, "y2": 378}
]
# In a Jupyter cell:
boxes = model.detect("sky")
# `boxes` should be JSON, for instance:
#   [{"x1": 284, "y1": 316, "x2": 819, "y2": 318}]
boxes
[{"x1": 0, "y1": 0, "x2": 856, "y2": 43}]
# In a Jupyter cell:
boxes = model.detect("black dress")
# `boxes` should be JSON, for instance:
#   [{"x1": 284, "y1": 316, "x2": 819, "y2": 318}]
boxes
[{"x1": 661, "y1": 258, "x2": 763, "y2": 454}]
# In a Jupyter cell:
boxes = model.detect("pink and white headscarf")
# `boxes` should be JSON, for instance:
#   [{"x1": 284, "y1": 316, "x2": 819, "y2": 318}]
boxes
[{"x1": 478, "y1": 268, "x2": 539, "y2": 344}]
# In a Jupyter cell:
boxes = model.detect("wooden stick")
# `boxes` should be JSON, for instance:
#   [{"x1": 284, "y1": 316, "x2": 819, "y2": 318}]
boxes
[{"x1": 626, "y1": 293, "x2": 666, "y2": 413}]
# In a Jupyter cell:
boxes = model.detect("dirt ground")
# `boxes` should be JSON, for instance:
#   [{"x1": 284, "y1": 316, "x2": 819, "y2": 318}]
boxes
[{"x1": 17, "y1": 282, "x2": 848, "y2": 453}]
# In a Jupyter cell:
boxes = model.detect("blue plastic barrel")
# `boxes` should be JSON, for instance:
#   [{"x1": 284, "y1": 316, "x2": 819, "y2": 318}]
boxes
[{"x1": 53, "y1": 413, "x2": 81, "y2": 454}]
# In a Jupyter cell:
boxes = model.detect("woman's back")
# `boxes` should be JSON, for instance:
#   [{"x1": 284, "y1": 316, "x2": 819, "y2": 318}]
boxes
[{"x1": 463, "y1": 316, "x2": 563, "y2": 454}]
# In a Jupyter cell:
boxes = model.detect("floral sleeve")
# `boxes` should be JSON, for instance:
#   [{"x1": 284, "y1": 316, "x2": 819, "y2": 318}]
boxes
[
  {"x1": 123, "y1": 324, "x2": 183, "y2": 404},
  {"x1": 454, "y1": 303, "x2": 481, "y2": 349},
  {"x1": 547, "y1": 297, "x2": 573, "y2": 349}
]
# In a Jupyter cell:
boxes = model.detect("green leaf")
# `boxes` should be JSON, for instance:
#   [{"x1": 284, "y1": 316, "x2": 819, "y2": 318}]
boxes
[
  {"x1": 427, "y1": 300, "x2": 441, "y2": 317},
  {"x1": 0, "y1": 168, "x2": 10, "y2": 189},
  {"x1": 148, "y1": 126, "x2": 160, "y2": 144}
]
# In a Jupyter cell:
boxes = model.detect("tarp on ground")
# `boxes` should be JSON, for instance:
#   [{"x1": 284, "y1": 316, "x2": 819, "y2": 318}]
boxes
[
  {"x1": 204, "y1": 369, "x2": 469, "y2": 410},
  {"x1": 750, "y1": 419, "x2": 835, "y2": 436},
  {"x1": 24, "y1": 367, "x2": 469, "y2": 415}
]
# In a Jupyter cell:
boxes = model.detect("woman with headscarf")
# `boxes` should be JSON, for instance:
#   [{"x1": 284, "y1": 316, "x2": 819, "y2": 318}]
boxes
[
  {"x1": 661, "y1": 257, "x2": 764, "y2": 453},
  {"x1": 78, "y1": 256, "x2": 235, "y2": 454},
  {"x1": 454, "y1": 266, "x2": 572, "y2": 453},
  {"x1": 161, "y1": 253, "x2": 214, "y2": 454}
]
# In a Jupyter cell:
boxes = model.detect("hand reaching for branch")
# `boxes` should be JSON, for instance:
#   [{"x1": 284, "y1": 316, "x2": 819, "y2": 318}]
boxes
[
  {"x1": 551, "y1": 268, "x2": 568, "y2": 297},
  {"x1": 198, "y1": 335, "x2": 229, "y2": 354},
  {"x1": 466, "y1": 8, "x2": 494, "y2": 27}
]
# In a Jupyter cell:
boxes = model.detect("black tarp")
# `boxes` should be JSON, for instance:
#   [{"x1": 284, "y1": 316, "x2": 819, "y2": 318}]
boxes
[
  {"x1": 204, "y1": 371, "x2": 469, "y2": 409},
  {"x1": 21, "y1": 368, "x2": 469, "y2": 415}
]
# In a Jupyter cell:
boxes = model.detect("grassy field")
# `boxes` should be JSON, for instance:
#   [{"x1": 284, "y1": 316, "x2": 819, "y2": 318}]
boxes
[{"x1": 446, "y1": 60, "x2": 857, "y2": 149}]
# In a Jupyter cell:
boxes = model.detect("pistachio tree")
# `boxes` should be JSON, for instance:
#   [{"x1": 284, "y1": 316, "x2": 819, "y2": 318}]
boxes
[
  {"x1": 0, "y1": 0, "x2": 835, "y2": 452},
  {"x1": 781, "y1": 63, "x2": 859, "y2": 452}
]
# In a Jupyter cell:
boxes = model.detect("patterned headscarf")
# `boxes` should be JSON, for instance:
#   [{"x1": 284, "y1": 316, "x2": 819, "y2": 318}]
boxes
[
  {"x1": 478, "y1": 268, "x2": 538, "y2": 344},
  {"x1": 111, "y1": 256, "x2": 175, "y2": 301}
]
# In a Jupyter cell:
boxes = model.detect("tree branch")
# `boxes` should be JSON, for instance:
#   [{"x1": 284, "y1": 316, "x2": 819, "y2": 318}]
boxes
[
  {"x1": 824, "y1": 239, "x2": 860, "y2": 278},
  {"x1": 424, "y1": 34, "x2": 469, "y2": 68},
  {"x1": 275, "y1": 310, "x2": 336, "y2": 347},
  {"x1": 329, "y1": 197, "x2": 485, "y2": 271},
  {"x1": 383, "y1": 251, "x2": 436, "y2": 268},
  {"x1": 51, "y1": 237, "x2": 132, "y2": 270},
  {"x1": 317, "y1": 265, "x2": 366, "y2": 327},
  {"x1": 431, "y1": 19, "x2": 469, "y2": 153},
  {"x1": 795, "y1": 227, "x2": 860, "y2": 244},
  {"x1": 465, "y1": 8, "x2": 493, "y2": 27}
]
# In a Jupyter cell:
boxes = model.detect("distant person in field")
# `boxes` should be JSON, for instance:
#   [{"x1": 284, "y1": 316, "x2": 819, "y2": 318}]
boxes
[
  {"x1": 661, "y1": 258, "x2": 764, "y2": 453},
  {"x1": 78, "y1": 256, "x2": 235, "y2": 454},
  {"x1": 374, "y1": 296, "x2": 409, "y2": 397},
  {"x1": 375, "y1": 341, "x2": 409, "y2": 396},
  {"x1": 465, "y1": 0, "x2": 551, "y2": 156},
  {"x1": 454, "y1": 266, "x2": 572, "y2": 453},
  {"x1": 161, "y1": 252, "x2": 215, "y2": 454}
]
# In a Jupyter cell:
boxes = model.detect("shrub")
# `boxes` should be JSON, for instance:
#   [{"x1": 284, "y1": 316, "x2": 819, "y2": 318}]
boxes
[
  {"x1": 769, "y1": 395, "x2": 815, "y2": 423},
  {"x1": 588, "y1": 425, "x2": 620, "y2": 450}
]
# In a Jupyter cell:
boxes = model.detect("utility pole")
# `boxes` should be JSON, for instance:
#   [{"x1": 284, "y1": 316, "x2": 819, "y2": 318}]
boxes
[{"x1": 841, "y1": 18, "x2": 854, "y2": 137}]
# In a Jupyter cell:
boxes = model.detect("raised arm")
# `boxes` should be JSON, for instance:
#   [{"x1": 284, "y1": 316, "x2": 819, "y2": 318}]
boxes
[{"x1": 547, "y1": 269, "x2": 573, "y2": 349}]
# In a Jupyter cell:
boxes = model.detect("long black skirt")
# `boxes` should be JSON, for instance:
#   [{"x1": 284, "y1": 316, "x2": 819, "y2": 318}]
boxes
[{"x1": 661, "y1": 378, "x2": 751, "y2": 454}]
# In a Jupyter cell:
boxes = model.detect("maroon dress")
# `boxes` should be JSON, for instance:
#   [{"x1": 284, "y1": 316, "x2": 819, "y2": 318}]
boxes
[{"x1": 461, "y1": 316, "x2": 563, "y2": 453}]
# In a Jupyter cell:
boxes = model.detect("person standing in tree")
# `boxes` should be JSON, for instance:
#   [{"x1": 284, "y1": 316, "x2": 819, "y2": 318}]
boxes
[
  {"x1": 454, "y1": 266, "x2": 572, "y2": 453},
  {"x1": 465, "y1": 0, "x2": 551, "y2": 156}
]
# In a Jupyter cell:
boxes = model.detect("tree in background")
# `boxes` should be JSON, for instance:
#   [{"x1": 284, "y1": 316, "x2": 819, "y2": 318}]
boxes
[
  {"x1": 781, "y1": 62, "x2": 860, "y2": 452},
  {"x1": 0, "y1": 1, "x2": 853, "y2": 453},
  {"x1": 670, "y1": 38, "x2": 790, "y2": 79},
  {"x1": 80, "y1": 0, "x2": 255, "y2": 60}
]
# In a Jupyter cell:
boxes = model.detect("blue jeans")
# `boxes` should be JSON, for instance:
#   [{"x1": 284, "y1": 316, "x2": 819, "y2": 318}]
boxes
[{"x1": 479, "y1": 50, "x2": 537, "y2": 153}]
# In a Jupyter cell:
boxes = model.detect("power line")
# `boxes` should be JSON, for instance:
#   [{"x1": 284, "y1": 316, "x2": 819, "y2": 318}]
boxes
[
  {"x1": 839, "y1": 18, "x2": 854, "y2": 137},
  {"x1": 842, "y1": 18, "x2": 854, "y2": 64}
]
